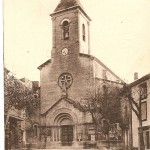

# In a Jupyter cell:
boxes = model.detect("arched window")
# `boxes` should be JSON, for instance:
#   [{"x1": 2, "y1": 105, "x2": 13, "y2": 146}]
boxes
[
  {"x1": 82, "y1": 24, "x2": 86, "y2": 41},
  {"x1": 33, "y1": 124, "x2": 38, "y2": 137},
  {"x1": 62, "y1": 21, "x2": 69, "y2": 40}
]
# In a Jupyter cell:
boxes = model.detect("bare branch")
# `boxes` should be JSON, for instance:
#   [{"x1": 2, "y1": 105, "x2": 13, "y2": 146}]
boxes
[
  {"x1": 128, "y1": 94, "x2": 140, "y2": 111},
  {"x1": 128, "y1": 96, "x2": 139, "y2": 118},
  {"x1": 123, "y1": 84, "x2": 140, "y2": 111}
]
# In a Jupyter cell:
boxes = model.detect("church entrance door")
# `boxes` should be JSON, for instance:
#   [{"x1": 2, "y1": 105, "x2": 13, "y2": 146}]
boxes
[{"x1": 61, "y1": 125, "x2": 73, "y2": 146}]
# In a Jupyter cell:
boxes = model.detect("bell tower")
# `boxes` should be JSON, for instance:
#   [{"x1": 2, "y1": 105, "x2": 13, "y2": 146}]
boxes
[
  {"x1": 50, "y1": 0, "x2": 91, "y2": 60},
  {"x1": 38, "y1": 0, "x2": 97, "y2": 115}
]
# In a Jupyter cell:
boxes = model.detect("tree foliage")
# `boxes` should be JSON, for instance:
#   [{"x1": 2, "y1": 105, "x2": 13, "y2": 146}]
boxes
[
  {"x1": 81, "y1": 80, "x2": 122, "y2": 135},
  {"x1": 4, "y1": 68, "x2": 40, "y2": 116}
]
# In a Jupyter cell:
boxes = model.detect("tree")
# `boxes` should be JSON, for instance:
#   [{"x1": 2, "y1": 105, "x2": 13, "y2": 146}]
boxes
[
  {"x1": 80, "y1": 80, "x2": 123, "y2": 142},
  {"x1": 4, "y1": 68, "x2": 40, "y2": 129},
  {"x1": 122, "y1": 83, "x2": 150, "y2": 150}
]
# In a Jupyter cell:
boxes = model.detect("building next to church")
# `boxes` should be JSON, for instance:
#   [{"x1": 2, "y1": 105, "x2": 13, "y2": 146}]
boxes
[
  {"x1": 130, "y1": 73, "x2": 150, "y2": 149},
  {"x1": 37, "y1": 0, "x2": 126, "y2": 149},
  {"x1": 4, "y1": 68, "x2": 40, "y2": 150}
]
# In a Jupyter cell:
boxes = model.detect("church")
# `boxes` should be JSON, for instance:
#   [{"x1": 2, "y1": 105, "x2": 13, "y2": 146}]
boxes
[{"x1": 38, "y1": 0, "x2": 124, "y2": 148}]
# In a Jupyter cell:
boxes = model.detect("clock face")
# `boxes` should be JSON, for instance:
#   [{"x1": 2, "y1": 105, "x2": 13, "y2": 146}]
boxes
[{"x1": 62, "y1": 48, "x2": 68, "y2": 56}]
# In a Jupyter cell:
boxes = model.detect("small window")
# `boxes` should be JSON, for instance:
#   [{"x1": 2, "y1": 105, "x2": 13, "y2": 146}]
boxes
[
  {"x1": 141, "y1": 102, "x2": 147, "y2": 121},
  {"x1": 140, "y1": 82, "x2": 147, "y2": 100},
  {"x1": 82, "y1": 24, "x2": 86, "y2": 41},
  {"x1": 33, "y1": 124, "x2": 38, "y2": 137},
  {"x1": 62, "y1": 21, "x2": 69, "y2": 40}
]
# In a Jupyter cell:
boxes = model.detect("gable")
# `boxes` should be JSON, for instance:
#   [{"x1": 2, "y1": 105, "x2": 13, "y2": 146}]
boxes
[
  {"x1": 42, "y1": 98, "x2": 84, "y2": 116},
  {"x1": 44, "y1": 98, "x2": 85, "y2": 126}
]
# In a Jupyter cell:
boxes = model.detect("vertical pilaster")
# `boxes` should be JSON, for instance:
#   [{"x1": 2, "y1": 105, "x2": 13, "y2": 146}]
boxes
[
  {"x1": 88, "y1": 21, "x2": 90, "y2": 55},
  {"x1": 23, "y1": 130, "x2": 26, "y2": 147},
  {"x1": 74, "y1": 125, "x2": 77, "y2": 141},
  {"x1": 55, "y1": 127, "x2": 58, "y2": 141},
  {"x1": 58, "y1": 127, "x2": 61, "y2": 141},
  {"x1": 17, "y1": 121, "x2": 22, "y2": 148},
  {"x1": 54, "y1": 127, "x2": 56, "y2": 141},
  {"x1": 52, "y1": 127, "x2": 55, "y2": 141}
]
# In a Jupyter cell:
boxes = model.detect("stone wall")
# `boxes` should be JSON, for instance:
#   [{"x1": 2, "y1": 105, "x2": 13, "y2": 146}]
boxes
[{"x1": 40, "y1": 55, "x2": 94, "y2": 115}]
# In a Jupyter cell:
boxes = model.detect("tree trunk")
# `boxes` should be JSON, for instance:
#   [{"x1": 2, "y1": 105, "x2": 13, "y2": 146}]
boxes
[
  {"x1": 106, "y1": 134, "x2": 110, "y2": 148},
  {"x1": 5, "y1": 113, "x2": 10, "y2": 130}
]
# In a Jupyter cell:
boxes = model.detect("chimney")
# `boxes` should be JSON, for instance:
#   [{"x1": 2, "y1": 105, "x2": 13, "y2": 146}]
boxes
[{"x1": 134, "y1": 72, "x2": 138, "y2": 80}]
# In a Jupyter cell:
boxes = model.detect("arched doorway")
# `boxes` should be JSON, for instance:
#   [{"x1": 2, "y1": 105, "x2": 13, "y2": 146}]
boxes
[
  {"x1": 61, "y1": 118, "x2": 73, "y2": 146},
  {"x1": 54, "y1": 113, "x2": 74, "y2": 146}
]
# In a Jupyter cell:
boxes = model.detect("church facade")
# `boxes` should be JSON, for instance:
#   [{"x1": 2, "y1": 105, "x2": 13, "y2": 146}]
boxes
[{"x1": 38, "y1": 0, "x2": 124, "y2": 148}]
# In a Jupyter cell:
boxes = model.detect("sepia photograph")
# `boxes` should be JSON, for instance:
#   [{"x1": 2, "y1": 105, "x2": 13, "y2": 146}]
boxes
[{"x1": 4, "y1": 0, "x2": 150, "y2": 149}]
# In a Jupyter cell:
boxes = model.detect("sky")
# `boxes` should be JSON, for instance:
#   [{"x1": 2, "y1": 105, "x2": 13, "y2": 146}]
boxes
[{"x1": 4, "y1": 0, "x2": 150, "y2": 83}]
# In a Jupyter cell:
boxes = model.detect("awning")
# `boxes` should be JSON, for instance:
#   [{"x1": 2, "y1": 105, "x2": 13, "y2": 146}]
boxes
[{"x1": 9, "y1": 115, "x2": 24, "y2": 121}]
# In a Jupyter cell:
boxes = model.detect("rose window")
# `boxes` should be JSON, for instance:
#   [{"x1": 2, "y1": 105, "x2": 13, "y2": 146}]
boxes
[{"x1": 58, "y1": 73, "x2": 73, "y2": 89}]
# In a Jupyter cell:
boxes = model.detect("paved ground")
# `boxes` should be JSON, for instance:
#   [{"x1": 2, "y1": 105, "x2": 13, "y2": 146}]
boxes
[
  {"x1": 31, "y1": 149, "x2": 119, "y2": 150},
  {"x1": 30, "y1": 148, "x2": 121, "y2": 150},
  {"x1": 16, "y1": 149, "x2": 97, "y2": 150},
  {"x1": 31, "y1": 149, "x2": 98, "y2": 150},
  {"x1": 16, "y1": 147, "x2": 121, "y2": 150},
  {"x1": 31, "y1": 148, "x2": 110, "y2": 150}
]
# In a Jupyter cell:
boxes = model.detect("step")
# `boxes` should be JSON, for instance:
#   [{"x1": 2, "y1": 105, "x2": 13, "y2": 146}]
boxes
[
  {"x1": 31, "y1": 145, "x2": 99, "y2": 150},
  {"x1": 32, "y1": 149, "x2": 98, "y2": 150},
  {"x1": 31, "y1": 148, "x2": 98, "y2": 150}
]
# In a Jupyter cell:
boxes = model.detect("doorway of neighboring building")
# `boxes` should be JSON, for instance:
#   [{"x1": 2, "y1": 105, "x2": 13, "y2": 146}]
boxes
[{"x1": 61, "y1": 125, "x2": 73, "y2": 146}]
